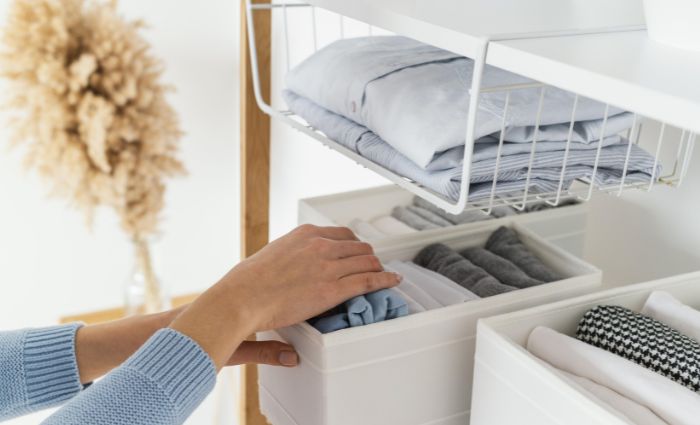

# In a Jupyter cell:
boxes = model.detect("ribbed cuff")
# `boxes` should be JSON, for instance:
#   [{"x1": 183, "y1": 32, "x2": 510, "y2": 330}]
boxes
[
  {"x1": 124, "y1": 328, "x2": 217, "y2": 423},
  {"x1": 23, "y1": 323, "x2": 83, "y2": 410}
]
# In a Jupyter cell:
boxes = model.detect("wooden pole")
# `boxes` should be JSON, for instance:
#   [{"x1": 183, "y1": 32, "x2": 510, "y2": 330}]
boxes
[{"x1": 240, "y1": 0, "x2": 271, "y2": 424}]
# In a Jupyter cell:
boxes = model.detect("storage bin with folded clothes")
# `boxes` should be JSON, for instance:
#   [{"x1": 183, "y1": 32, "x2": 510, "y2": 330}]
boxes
[
  {"x1": 309, "y1": 226, "x2": 568, "y2": 333},
  {"x1": 284, "y1": 36, "x2": 662, "y2": 201},
  {"x1": 348, "y1": 193, "x2": 579, "y2": 239},
  {"x1": 259, "y1": 223, "x2": 601, "y2": 425},
  {"x1": 471, "y1": 275, "x2": 700, "y2": 425},
  {"x1": 527, "y1": 291, "x2": 700, "y2": 425}
]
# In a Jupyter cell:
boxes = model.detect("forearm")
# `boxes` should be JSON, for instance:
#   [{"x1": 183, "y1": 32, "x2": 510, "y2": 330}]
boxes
[
  {"x1": 74, "y1": 308, "x2": 183, "y2": 384},
  {"x1": 169, "y1": 277, "x2": 253, "y2": 371}
]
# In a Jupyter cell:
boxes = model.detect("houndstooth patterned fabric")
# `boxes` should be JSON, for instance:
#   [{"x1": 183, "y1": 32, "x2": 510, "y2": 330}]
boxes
[{"x1": 576, "y1": 305, "x2": 700, "y2": 392}]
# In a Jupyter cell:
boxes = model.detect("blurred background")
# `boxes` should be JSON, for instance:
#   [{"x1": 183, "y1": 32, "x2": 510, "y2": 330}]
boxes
[{"x1": 0, "y1": 1, "x2": 698, "y2": 424}]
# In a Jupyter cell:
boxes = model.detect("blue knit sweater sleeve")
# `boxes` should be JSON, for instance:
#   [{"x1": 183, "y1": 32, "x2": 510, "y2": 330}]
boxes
[
  {"x1": 42, "y1": 328, "x2": 217, "y2": 425},
  {"x1": 0, "y1": 323, "x2": 84, "y2": 421}
]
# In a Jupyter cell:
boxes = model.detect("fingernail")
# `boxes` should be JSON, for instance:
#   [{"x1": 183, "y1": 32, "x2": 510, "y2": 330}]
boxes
[
  {"x1": 279, "y1": 350, "x2": 299, "y2": 366},
  {"x1": 392, "y1": 272, "x2": 403, "y2": 283}
]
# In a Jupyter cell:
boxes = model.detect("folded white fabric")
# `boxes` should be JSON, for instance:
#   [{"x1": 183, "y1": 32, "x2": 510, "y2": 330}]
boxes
[
  {"x1": 370, "y1": 215, "x2": 418, "y2": 236},
  {"x1": 348, "y1": 218, "x2": 385, "y2": 240},
  {"x1": 391, "y1": 287, "x2": 426, "y2": 315},
  {"x1": 391, "y1": 272, "x2": 443, "y2": 311},
  {"x1": 386, "y1": 260, "x2": 479, "y2": 305},
  {"x1": 527, "y1": 326, "x2": 700, "y2": 425},
  {"x1": 558, "y1": 370, "x2": 669, "y2": 425},
  {"x1": 642, "y1": 291, "x2": 700, "y2": 343},
  {"x1": 287, "y1": 36, "x2": 630, "y2": 169}
]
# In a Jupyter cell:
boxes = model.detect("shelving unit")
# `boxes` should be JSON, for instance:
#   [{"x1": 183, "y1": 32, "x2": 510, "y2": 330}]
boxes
[
  {"x1": 244, "y1": 0, "x2": 697, "y2": 216},
  {"x1": 237, "y1": 1, "x2": 700, "y2": 423}
]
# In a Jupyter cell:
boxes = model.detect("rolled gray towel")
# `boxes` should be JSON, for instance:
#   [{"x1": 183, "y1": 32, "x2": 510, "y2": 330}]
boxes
[
  {"x1": 460, "y1": 247, "x2": 544, "y2": 289},
  {"x1": 413, "y1": 196, "x2": 493, "y2": 225},
  {"x1": 391, "y1": 206, "x2": 441, "y2": 230},
  {"x1": 489, "y1": 205, "x2": 518, "y2": 218},
  {"x1": 413, "y1": 243, "x2": 517, "y2": 297},
  {"x1": 485, "y1": 227, "x2": 563, "y2": 282},
  {"x1": 524, "y1": 199, "x2": 579, "y2": 212},
  {"x1": 406, "y1": 205, "x2": 453, "y2": 227}
]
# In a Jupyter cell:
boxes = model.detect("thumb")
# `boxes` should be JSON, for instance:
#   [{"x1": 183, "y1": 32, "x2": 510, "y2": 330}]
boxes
[{"x1": 227, "y1": 340, "x2": 299, "y2": 367}]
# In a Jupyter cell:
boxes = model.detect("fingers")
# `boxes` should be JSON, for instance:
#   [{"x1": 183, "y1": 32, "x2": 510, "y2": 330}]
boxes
[
  {"x1": 298, "y1": 224, "x2": 358, "y2": 241},
  {"x1": 227, "y1": 340, "x2": 299, "y2": 367},
  {"x1": 335, "y1": 271, "x2": 402, "y2": 301},
  {"x1": 335, "y1": 254, "x2": 384, "y2": 278},
  {"x1": 327, "y1": 240, "x2": 374, "y2": 259}
]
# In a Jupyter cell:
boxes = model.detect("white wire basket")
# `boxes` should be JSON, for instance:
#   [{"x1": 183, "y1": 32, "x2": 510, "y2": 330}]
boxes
[{"x1": 245, "y1": 0, "x2": 696, "y2": 215}]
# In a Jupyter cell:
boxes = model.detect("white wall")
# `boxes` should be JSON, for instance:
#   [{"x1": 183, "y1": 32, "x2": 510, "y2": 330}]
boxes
[{"x1": 585, "y1": 123, "x2": 700, "y2": 286}]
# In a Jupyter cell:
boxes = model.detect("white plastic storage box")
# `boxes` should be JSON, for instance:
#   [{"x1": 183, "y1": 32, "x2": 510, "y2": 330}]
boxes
[
  {"x1": 257, "y1": 222, "x2": 602, "y2": 425},
  {"x1": 298, "y1": 185, "x2": 589, "y2": 256},
  {"x1": 470, "y1": 271, "x2": 700, "y2": 425}
]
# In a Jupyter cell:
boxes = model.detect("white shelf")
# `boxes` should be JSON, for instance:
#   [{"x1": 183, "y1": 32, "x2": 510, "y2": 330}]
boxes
[
  {"x1": 488, "y1": 30, "x2": 700, "y2": 134},
  {"x1": 306, "y1": 0, "x2": 644, "y2": 58}
]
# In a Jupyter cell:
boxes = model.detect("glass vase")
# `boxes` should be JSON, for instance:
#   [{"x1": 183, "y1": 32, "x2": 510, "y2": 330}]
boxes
[{"x1": 124, "y1": 238, "x2": 170, "y2": 315}]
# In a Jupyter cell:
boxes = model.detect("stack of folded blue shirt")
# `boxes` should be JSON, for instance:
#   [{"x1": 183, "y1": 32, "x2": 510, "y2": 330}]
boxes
[{"x1": 284, "y1": 36, "x2": 660, "y2": 201}]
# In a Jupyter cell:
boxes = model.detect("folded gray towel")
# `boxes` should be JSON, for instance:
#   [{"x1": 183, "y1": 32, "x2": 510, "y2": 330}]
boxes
[
  {"x1": 412, "y1": 196, "x2": 493, "y2": 225},
  {"x1": 406, "y1": 205, "x2": 453, "y2": 227},
  {"x1": 485, "y1": 227, "x2": 562, "y2": 282},
  {"x1": 413, "y1": 243, "x2": 517, "y2": 297},
  {"x1": 460, "y1": 247, "x2": 544, "y2": 289},
  {"x1": 391, "y1": 206, "x2": 441, "y2": 230}
]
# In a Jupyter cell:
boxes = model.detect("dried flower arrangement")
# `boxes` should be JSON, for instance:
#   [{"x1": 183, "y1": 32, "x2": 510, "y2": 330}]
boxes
[{"x1": 1, "y1": 0, "x2": 185, "y2": 312}]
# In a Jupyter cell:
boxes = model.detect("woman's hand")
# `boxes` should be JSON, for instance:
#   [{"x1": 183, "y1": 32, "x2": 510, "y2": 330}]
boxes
[{"x1": 170, "y1": 224, "x2": 401, "y2": 370}]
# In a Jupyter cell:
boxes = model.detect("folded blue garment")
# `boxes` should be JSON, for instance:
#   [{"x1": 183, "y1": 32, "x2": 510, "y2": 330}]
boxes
[
  {"x1": 311, "y1": 289, "x2": 408, "y2": 334},
  {"x1": 287, "y1": 36, "x2": 631, "y2": 169},
  {"x1": 284, "y1": 90, "x2": 659, "y2": 201}
]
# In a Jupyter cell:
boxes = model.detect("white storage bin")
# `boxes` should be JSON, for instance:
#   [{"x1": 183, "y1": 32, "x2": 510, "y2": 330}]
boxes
[
  {"x1": 258, "y1": 223, "x2": 602, "y2": 425},
  {"x1": 471, "y1": 271, "x2": 700, "y2": 425},
  {"x1": 298, "y1": 185, "x2": 589, "y2": 256}
]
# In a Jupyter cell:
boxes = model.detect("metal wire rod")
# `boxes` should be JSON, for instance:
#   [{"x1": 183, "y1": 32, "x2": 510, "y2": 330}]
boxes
[
  {"x1": 546, "y1": 94, "x2": 579, "y2": 206},
  {"x1": 515, "y1": 86, "x2": 547, "y2": 211},
  {"x1": 282, "y1": 3, "x2": 291, "y2": 71},
  {"x1": 617, "y1": 114, "x2": 639, "y2": 196},
  {"x1": 485, "y1": 91, "x2": 512, "y2": 215},
  {"x1": 311, "y1": 6, "x2": 318, "y2": 51},
  {"x1": 579, "y1": 103, "x2": 610, "y2": 201},
  {"x1": 646, "y1": 123, "x2": 666, "y2": 191}
]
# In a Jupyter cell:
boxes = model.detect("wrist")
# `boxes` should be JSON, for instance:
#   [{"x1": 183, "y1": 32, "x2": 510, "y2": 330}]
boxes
[
  {"x1": 169, "y1": 280, "x2": 255, "y2": 370},
  {"x1": 217, "y1": 263, "x2": 268, "y2": 335}
]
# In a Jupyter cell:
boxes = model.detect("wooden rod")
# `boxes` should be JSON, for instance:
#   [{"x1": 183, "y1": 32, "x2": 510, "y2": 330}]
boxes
[{"x1": 240, "y1": 0, "x2": 271, "y2": 424}]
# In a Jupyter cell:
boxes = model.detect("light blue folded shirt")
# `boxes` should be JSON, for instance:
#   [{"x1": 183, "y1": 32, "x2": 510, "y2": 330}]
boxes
[
  {"x1": 287, "y1": 36, "x2": 630, "y2": 169},
  {"x1": 284, "y1": 90, "x2": 658, "y2": 201}
]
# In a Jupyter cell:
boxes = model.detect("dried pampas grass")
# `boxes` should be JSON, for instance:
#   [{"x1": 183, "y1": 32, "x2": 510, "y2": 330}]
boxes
[{"x1": 1, "y1": 0, "x2": 185, "y2": 240}]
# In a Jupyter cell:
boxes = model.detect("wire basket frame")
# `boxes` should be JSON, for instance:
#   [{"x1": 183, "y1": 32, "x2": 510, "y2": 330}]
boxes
[{"x1": 245, "y1": 0, "x2": 696, "y2": 215}]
